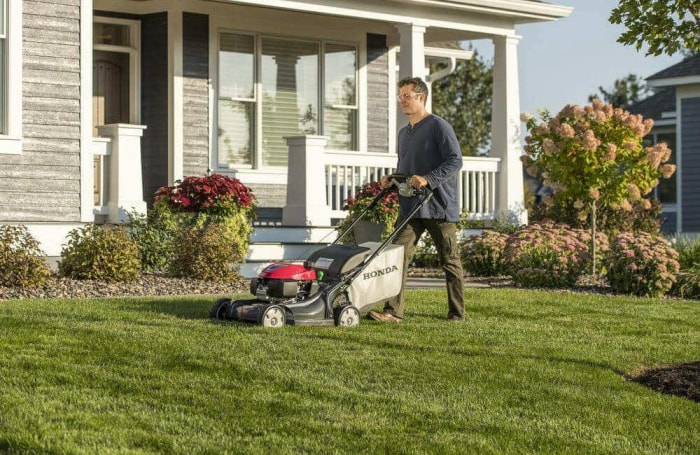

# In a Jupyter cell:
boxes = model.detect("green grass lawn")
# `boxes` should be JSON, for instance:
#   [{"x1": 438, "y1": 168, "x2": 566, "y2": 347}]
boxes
[{"x1": 0, "y1": 289, "x2": 698, "y2": 454}]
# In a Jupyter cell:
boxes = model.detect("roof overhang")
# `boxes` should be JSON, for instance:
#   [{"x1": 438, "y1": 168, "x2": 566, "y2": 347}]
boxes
[
  {"x1": 386, "y1": 0, "x2": 573, "y2": 24},
  {"x1": 648, "y1": 75, "x2": 700, "y2": 88},
  {"x1": 207, "y1": 0, "x2": 572, "y2": 34}
]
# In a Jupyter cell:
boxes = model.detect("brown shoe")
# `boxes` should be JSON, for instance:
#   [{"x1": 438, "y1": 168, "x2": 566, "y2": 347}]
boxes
[{"x1": 368, "y1": 311, "x2": 402, "y2": 323}]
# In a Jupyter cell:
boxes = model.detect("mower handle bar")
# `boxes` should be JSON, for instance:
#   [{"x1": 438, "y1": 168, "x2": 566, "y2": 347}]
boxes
[{"x1": 334, "y1": 174, "x2": 430, "y2": 245}]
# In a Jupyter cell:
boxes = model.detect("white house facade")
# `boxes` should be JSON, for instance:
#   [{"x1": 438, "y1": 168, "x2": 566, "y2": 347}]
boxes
[{"x1": 0, "y1": 0, "x2": 572, "y2": 265}]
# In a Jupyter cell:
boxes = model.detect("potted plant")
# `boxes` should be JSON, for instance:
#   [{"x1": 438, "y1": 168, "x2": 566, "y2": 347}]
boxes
[{"x1": 336, "y1": 181, "x2": 399, "y2": 244}]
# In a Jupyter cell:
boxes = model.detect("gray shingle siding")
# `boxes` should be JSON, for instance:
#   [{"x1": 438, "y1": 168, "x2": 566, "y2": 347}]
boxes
[
  {"x1": 0, "y1": 0, "x2": 81, "y2": 222},
  {"x1": 366, "y1": 33, "x2": 389, "y2": 154},
  {"x1": 140, "y1": 13, "x2": 169, "y2": 205},
  {"x1": 681, "y1": 97, "x2": 700, "y2": 232},
  {"x1": 182, "y1": 12, "x2": 210, "y2": 177}
]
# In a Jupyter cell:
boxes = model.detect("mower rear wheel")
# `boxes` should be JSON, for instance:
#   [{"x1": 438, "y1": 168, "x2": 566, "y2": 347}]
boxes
[
  {"x1": 335, "y1": 305, "x2": 361, "y2": 327},
  {"x1": 209, "y1": 298, "x2": 231, "y2": 319},
  {"x1": 259, "y1": 305, "x2": 286, "y2": 328}
]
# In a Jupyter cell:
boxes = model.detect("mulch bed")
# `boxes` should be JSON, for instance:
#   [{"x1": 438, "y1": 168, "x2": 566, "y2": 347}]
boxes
[{"x1": 628, "y1": 362, "x2": 700, "y2": 403}]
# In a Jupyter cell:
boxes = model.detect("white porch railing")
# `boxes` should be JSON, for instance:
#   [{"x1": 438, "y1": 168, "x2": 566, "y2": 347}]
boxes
[
  {"x1": 324, "y1": 151, "x2": 500, "y2": 220},
  {"x1": 91, "y1": 124, "x2": 148, "y2": 223}
]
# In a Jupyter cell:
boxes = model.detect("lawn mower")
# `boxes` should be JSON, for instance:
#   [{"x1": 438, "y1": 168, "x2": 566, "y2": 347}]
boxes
[{"x1": 209, "y1": 174, "x2": 433, "y2": 328}]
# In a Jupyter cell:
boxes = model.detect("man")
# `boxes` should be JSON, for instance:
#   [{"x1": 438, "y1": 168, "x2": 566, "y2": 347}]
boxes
[{"x1": 368, "y1": 76, "x2": 465, "y2": 323}]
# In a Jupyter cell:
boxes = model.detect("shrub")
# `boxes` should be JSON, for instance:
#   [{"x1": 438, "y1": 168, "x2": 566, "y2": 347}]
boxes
[
  {"x1": 461, "y1": 230, "x2": 509, "y2": 276},
  {"x1": 151, "y1": 174, "x2": 256, "y2": 278},
  {"x1": 125, "y1": 207, "x2": 181, "y2": 273},
  {"x1": 0, "y1": 225, "x2": 51, "y2": 288},
  {"x1": 168, "y1": 220, "x2": 242, "y2": 282},
  {"x1": 59, "y1": 225, "x2": 141, "y2": 282},
  {"x1": 671, "y1": 265, "x2": 700, "y2": 300},
  {"x1": 604, "y1": 232, "x2": 680, "y2": 297},
  {"x1": 673, "y1": 234, "x2": 700, "y2": 270},
  {"x1": 502, "y1": 222, "x2": 591, "y2": 288}
]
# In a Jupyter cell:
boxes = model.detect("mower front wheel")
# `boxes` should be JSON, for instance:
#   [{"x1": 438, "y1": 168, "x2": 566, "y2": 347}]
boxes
[
  {"x1": 210, "y1": 298, "x2": 231, "y2": 320},
  {"x1": 335, "y1": 305, "x2": 361, "y2": 327},
  {"x1": 259, "y1": 305, "x2": 286, "y2": 328}
]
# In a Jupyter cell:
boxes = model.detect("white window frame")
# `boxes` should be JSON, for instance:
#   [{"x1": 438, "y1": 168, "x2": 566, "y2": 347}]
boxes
[{"x1": 0, "y1": 0, "x2": 22, "y2": 154}]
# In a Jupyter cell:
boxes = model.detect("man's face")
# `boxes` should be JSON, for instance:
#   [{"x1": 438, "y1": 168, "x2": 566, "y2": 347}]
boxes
[{"x1": 397, "y1": 84, "x2": 424, "y2": 115}]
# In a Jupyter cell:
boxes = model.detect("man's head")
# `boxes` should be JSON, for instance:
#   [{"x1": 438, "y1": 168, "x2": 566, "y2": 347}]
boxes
[{"x1": 397, "y1": 77, "x2": 428, "y2": 117}]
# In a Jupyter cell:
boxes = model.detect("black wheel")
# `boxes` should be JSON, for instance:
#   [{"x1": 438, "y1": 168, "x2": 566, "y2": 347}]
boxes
[
  {"x1": 209, "y1": 298, "x2": 231, "y2": 320},
  {"x1": 258, "y1": 305, "x2": 286, "y2": 328},
  {"x1": 335, "y1": 305, "x2": 361, "y2": 327}
]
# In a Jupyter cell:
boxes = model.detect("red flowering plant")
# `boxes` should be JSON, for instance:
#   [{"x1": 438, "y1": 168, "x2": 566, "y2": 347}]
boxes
[
  {"x1": 154, "y1": 173, "x2": 256, "y2": 219},
  {"x1": 136, "y1": 174, "x2": 258, "y2": 279},
  {"x1": 336, "y1": 181, "x2": 399, "y2": 242}
]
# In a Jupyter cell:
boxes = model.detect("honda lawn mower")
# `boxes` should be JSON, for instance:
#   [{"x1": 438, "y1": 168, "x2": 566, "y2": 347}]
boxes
[{"x1": 209, "y1": 174, "x2": 433, "y2": 328}]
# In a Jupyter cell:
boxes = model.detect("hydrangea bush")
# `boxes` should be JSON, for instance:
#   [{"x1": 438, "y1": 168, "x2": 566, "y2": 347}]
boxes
[
  {"x1": 460, "y1": 230, "x2": 509, "y2": 277},
  {"x1": 521, "y1": 100, "x2": 675, "y2": 218},
  {"x1": 521, "y1": 100, "x2": 675, "y2": 270},
  {"x1": 501, "y1": 222, "x2": 591, "y2": 288},
  {"x1": 604, "y1": 232, "x2": 680, "y2": 297}
]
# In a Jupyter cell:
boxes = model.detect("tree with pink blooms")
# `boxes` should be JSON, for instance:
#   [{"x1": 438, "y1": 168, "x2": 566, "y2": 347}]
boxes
[{"x1": 520, "y1": 99, "x2": 676, "y2": 272}]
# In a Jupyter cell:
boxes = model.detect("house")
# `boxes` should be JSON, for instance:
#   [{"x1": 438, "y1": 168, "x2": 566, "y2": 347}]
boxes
[
  {"x1": 629, "y1": 53, "x2": 700, "y2": 234},
  {"x1": 0, "y1": 0, "x2": 572, "y2": 273}
]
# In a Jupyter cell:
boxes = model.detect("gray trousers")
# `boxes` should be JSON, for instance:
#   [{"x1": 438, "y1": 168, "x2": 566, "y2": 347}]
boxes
[{"x1": 383, "y1": 217, "x2": 465, "y2": 319}]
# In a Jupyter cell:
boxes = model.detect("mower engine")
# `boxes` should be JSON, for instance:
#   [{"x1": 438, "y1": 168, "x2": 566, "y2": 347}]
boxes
[{"x1": 250, "y1": 262, "x2": 319, "y2": 304}]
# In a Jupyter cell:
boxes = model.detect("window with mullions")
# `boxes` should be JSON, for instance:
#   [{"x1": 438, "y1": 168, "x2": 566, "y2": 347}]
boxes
[
  {"x1": 216, "y1": 31, "x2": 358, "y2": 168},
  {"x1": 218, "y1": 33, "x2": 255, "y2": 167}
]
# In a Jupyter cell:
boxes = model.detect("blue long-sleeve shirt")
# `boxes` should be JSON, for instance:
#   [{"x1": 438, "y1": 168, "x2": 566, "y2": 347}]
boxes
[{"x1": 396, "y1": 114, "x2": 463, "y2": 222}]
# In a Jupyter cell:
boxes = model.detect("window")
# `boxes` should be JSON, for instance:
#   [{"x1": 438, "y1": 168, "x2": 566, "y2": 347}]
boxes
[
  {"x1": 324, "y1": 43, "x2": 357, "y2": 150},
  {"x1": 0, "y1": 0, "x2": 22, "y2": 154},
  {"x1": 216, "y1": 31, "x2": 357, "y2": 168},
  {"x1": 218, "y1": 33, "x2": 255, "y2": 167}
]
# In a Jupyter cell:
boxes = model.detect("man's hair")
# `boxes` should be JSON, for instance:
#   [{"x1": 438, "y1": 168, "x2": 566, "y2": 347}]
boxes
[{"x1": 398, "y1": 76, "x2": 429, "y2": 104}]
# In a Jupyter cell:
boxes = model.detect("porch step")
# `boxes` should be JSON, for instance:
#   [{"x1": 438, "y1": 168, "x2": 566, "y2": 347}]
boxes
[{"x1": 240, "y1": 226, "x2": 339, "y2": 278}]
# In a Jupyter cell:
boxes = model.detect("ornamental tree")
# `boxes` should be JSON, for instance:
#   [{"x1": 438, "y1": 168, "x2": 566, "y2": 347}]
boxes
[
  {"x1": 521, "y1": 99, "x2": 675, "y2": 271},
  {"x1": 609, "y1": 0, "x2": 699, "y2": 56}
]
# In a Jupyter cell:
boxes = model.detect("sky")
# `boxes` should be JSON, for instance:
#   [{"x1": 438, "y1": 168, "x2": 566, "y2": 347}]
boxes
[{"x1": 470, "y1": 0, "x2": 685, "y2": 118}]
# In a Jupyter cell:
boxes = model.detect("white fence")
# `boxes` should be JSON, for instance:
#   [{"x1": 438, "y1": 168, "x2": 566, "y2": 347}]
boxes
[{"x1": 324, "y1": 151, "x2": 500, "y2": 219}]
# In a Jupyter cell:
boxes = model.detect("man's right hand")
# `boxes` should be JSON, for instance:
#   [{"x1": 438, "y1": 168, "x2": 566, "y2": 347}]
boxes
[{"x1": 380, "y1": 175, "x2": 392, "y2": 189}]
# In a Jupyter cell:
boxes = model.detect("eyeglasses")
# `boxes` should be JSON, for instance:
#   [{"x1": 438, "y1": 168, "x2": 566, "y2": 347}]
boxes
[{"x1": 397, "y1": 93, "x2": 422, "y2": 102}]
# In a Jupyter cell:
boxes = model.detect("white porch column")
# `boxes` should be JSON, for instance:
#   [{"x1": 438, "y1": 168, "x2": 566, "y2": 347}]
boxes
[
  {"x1": 396, "y1": 24, "x2": 427, "y2": 80},
  {"x1": 168, "y1": 8, "x2": 184, "y2": 183},
  {"x1": 491, "y1": 35, "x2": 527, "y2": 225},
  {"x1": 396, "y1": 24, "x2": 427, "y2": 133},
  {"x1": 98, "y1": 124, "x2": 148, "y2": 223},
  {"x1": 282, "y1": 136, "x2": 331, "y2": 226}
]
